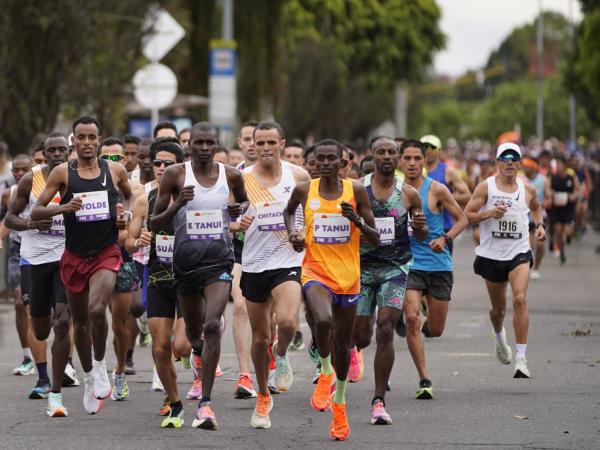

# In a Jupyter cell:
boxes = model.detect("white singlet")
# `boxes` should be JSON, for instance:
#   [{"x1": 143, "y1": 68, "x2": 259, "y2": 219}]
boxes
[{"x1": 476, "y1": 176, "x2": 530, "y2": 261}]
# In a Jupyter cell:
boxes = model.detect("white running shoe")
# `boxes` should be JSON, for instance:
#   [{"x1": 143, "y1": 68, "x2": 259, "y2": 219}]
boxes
[
  {"x1": 267, "y1": 369, "x2": 280, "y2": 395},
  {"x1": 62, "y1": 362, "x2": 80, "y2": 387},
  {"x1": 494, "y1": 329, "x2": 512, "y2": 365},
  {"x1": 92, "y1": 359, "x2": 111, "y2": 399},
  {"x1": 530, "y1": 270, "x2": 540, "y2": 281},
  {"x1": 47, "y1": 392, "x2": 68, "y2": 417},
  {"x1": 274, "y1": 351, "x2": 293, "y2": 392},
  {"x1": 151, "y1": 366, "x2": 165, "y2": 392},
  {"x1": 251, "y1": 395, "x2": 273, "y2": 429},
  {"x1": 83, "y1": 372, "x2": 102, "y2": 414},
  {"x1": 514, "y1": 356, "x2": 531, "y2": 378}
]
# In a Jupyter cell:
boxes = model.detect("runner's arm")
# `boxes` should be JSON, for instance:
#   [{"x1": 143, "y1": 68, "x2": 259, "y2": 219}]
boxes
[
  {"x1": 437, "y1": 183, "x2": 468, "y2": 240},
  {"x1": 125, "y1": 193, "x2": 150, "y2": 253},
  {"x1": 352, "y1": 182, "x2": 380, "y2": 247},
  {"x1": 5, "y1": 173, "x2": 52, "y2": 231},
  {"x1": 446, "y1": 166, "x2": 471, "y2": 207},
  {"x1": 284, "y1": 182, "x2": 308, "y2": 252},
  {"x1": 150, "y1": 166, "x2": 189, "y2": 232},
  {"x1": 226, "y1": 167, "x2": 249, "y2": 219},
  {"x1": 542, "y1": 177, "x2": 552, "y2": 209},
  {"x1": 403, "y1": 183, "x2": 428, "y2": 242},
  {"x1": 465, "y1": 181, "x2": 493, "y2": 225},
  {"x1": 527, "y1": 184, "x2": 546, "y2": 241},
  {"x1": 31, "y1": 165, "x2": 75, "y2": 220}
]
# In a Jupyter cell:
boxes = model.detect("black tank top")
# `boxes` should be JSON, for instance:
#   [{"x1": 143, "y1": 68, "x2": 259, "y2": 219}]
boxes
[
  {"x1": 61, "y1": 158, "x2": 119, "y2": 256},
  {"x1": 551, "y1": 173, "x2": 575, "y2": 193},
  {"x1": 146, "y1": 188, "x2": 174, "y2": 286}
]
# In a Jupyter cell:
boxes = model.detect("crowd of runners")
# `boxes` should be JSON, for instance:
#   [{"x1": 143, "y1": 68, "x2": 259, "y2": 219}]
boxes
[{"x1": 1, "y1": 117, "x2": 596, "y2": 440}]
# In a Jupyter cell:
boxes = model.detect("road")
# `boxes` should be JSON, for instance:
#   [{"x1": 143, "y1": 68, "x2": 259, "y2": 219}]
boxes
[{"x1": 0, "y1": 232, "x2": 598, "y2": 449}]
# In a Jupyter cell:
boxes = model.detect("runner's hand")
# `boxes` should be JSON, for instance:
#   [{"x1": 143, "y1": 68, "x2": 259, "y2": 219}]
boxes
[
  {"x1": 175, "y1": 185, "x2": 195, "y2": 208},
  {"x1": 116, "y1": 203, "x2": 128, "y2": 230},
  {"x1": 289, "y1": 232, "x2": 305, "y2": 252},
  {"x1": 137, "y1": 230, "x2": 153, "y2": 247},
  {"x1": 238, "y1": 215, "x2": 254, "y2": 231},
  {"x1": 411, "y1": 211, "x2": 426, "y2": 230},
  {"x1": 489, "y1": 204, "x2": 507, "y2": 219},
  {"x1": 228, "y1": 202, "x2": 242, "y2": 219},
  {"x1": 30, "y1": 219, "x2": 53, "y2": 231},
  {"x1": 61, "y1": 197, "x2": 83, "y2": 214},
  {"x1": 429, "y1": 236, "x2": 446, "y2": 253},
  {"x1": 535, "y1": 226, "x2": 546, "y2": 242},
  {"x1": 340, "y1": 201, "x2": 360, "y2": 224}
]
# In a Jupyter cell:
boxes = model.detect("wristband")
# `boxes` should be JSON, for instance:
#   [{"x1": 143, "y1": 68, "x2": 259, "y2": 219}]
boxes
[{"x1": 535, "y1": 223, "x2": 545, "y2": 229}]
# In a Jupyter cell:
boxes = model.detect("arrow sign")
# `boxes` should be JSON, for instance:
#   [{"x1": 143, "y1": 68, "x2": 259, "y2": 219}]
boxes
[{"x1": 142, "y1": 6, "x2": 185, "y2": 62}]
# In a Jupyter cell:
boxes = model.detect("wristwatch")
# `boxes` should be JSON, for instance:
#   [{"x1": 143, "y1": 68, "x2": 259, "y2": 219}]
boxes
[{"x1": 442, "y1": 233, "x2": 453, "y2": 245}]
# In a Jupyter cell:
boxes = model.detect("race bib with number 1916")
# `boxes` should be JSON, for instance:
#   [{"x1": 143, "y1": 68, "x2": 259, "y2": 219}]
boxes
[{"x1": 492, "y1": 214, "x2": 522, "y2": 239}]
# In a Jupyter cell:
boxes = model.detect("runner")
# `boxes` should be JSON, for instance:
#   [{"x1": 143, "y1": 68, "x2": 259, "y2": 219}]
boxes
[
  {"x1": 151, "y1": 121, "x2": 248, "y2": 430},
  {"x1": 465, "y1": 142, "x2": 546, "y2": 379},
  {"x1": 31, "y1": 116, "x2": 132, "y2": 414},
  {"x1": 352, "y1": 138, "x2": 428, "y2": 425},
  {"x1": 548, "y1": 155, "x2": 580, "y2": 265},
  {"x1": 303, "y1": 146, "x2": 319, "y2": 180},
  {"x1": 282, "y1": 140, "x2": 305, "y2": 167},
  {"x1": 122, "y1": 135, "x2": 141, "y2": 181},
  {"x1": 178, "y1": 128, "x2": 191, "y2": 147},
  {"x1": 400, "y1": 139, "x2": 468, "y2": 399},
  {"x1": 153, "y1": 121, "x2": 178, "y2": 139},
  {"x1": 127, "y1": 139, "x2": 188, "y2": 427},
  {"x1": 284, "y1": 139, "x2": 380, "y2": 440},
  {"x1": 5, "y1": 133, "x2": 75, "y2": 415},
  {"x1": 239, "y1": 122, "x2": 310, "y2": 428}
]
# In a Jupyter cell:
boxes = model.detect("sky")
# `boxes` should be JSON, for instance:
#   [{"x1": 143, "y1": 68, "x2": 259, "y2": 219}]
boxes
[{"x1": 434, "y1": 0, "x2": 582, "y2": 77}]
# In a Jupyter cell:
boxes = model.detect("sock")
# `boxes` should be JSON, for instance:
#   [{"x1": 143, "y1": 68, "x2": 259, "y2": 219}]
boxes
[
  {"x1": 68, "y1": 357, "x2": 73, "y2": 367},
  {"x1": 333, "y1": 378, "x2": 347, "y2": 404},
  {"x1": 495, "y1": 328, "x2": 506, "y2": 342},
  {"x1": 199, "y1": 397, "x2": 211, "y2": 406},
  {"x1": 170, "y1": 400, "x2": 183, "y2": 415},
  {"x1": 36, "y1": 362, "x2": 48, "y2": 380},
  {"x1": 22, "y1": 347, "x2": 33, "y2": 359},
  {"x1": 372, "y1": 395, "x2": 385, "y2": 406},
  {"x1": 515, "y1": 344, "x2": 527, "y2": 359},
  {"x1": 126, "y1": 349, "x2": 133, "y2": 360},
  {"x1": 320, "y1": 355, "x2": 334, "y2": 375},
  {"x1": 192, "y1": 342, "x2": 204, "y2": 356}
]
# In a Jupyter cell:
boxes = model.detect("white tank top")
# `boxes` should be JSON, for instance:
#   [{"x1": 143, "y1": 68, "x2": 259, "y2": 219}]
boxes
[
  {"x1": 242, "y1": 162, "x2": 303, "y2": 272},
  {"x1": 20, "y1": 166, "x2": 65, "y2": 264},
  {"x1": 476, "y1": 176, "x2": 530, "y2": 261}
]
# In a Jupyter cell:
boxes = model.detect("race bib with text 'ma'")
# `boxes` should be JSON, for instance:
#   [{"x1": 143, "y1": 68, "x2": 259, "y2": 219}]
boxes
[
  {"x1": 375, "y1": 217, "x2": 395, "y2": 246},
  {"x1": 256, "y1": 201, "x2": 286, "y2": 231},
  {"x1": 186, "y1": 210, "x2": 223, "y2": 241},
  {"x1": 40, "y1": 195, "x2": 65, "y2": 236},
  {"x1": 155, "y1": 235, "x2": 174, "y2": 263},
  {"x1": 74, "y1": 191, "x2": 110, "y2": 222},
  {"x1": 313, "y1": 213, "x2": 350, "y2": 244}
]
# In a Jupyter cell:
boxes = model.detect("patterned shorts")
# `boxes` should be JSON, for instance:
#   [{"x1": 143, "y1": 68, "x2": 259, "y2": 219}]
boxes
[{"x1": 357, "y1": 264, "x2": 408, "y2": 317}]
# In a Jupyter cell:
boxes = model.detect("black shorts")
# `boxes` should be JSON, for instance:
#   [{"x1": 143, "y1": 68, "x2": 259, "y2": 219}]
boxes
[
  {"x1": 406, "y1": 270, "x2": 453, "y2": 301},
  {"x1": 233, "y1": 237, "x2": 243, "y2": 265},
  {"x1": 29, "y1": 261, "x2": 67, "y2": 318},
  {"x1": 19, "y1": 264, "x2": 31, "y2": 305},
  {"x1": 174, "y1": 263, "x2": 233, "y2": 296},
  {"x1": 550, "y1": 206, "x2": 575, "y2": 225},
  {"x1": 241, "y1": 267, "x2": 301, "y2": 303},
  {"x1": 147, "y1": 284, "x2": 182, "y2": 319},
  {"x1": 473, "y1": 251, "x2": 533, "y2": 283}
]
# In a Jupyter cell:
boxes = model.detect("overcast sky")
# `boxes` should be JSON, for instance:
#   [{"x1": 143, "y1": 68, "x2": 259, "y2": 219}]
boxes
[{"x1": 434, "y1": 0, "x2": 582, "y2": 77}]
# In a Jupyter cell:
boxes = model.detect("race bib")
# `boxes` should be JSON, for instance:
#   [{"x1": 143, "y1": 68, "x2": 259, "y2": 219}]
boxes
[
  {"x1": 40, "y1": 196, "x2": 65, "y2": 236},
  {"x1": 186, "y1": 209, "x2": 223, "y2": 241},
  {"x1": 256, "y1": 201, "x2": 286, "y2": 231},
  {"x1": 155, "y1": 235, "x2": 174, "y2": 263},
  {"x1": 492, "y1": 214, "x2": 522, "y2": 239},
  {"x1": 313, "y1": 213, "x2": 351, "y2": 244},
  {"x1": 553, "y1": 192, "x2": 568, "y2": 207},
  {"x1": 375, "y1": 217, "x2": 395, "y2": 246},
  {"x1": 74, "y1": 191, "x2": 110, "y2": 222}
]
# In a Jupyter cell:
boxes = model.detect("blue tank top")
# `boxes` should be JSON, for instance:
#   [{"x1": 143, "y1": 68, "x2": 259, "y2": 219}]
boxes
[
  {"x1": 428, "y1": 162, "x2": 454, "y2": 232},
  {"x1": 529, "y1": 173, "x2": 546, "y2": 205},
  {"x1": 409, "y1": 177, "x2": 452, "y2": 272}
]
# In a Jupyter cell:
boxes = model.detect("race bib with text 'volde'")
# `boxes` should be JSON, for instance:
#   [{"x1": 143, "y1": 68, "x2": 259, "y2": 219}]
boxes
[{"x1": 74, "y1": 191, "x2": 110, "y2": 222}]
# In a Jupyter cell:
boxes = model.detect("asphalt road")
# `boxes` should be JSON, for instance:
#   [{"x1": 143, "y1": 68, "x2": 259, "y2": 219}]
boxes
[{"x1": 0, "y1": 231, "x2": 598, "y2": 449}]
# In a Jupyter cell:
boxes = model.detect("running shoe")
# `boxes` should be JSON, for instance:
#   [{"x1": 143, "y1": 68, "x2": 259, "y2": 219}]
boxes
[
  {"x1": 180, "y1": 356, "x2": 191, "y2": 370},
  {"x1": 251, "y1": 393, "x2": 273, "y2": 429},
  {"x1": 235, "y1": 373, "x2": 257, "y2": 399},
  {"x1": 513, "y1": 356, "x2": 531, "y2": 379},
  {"x1": 62, "y1": 362, "x2": 80, "y2": 387},
  {"x1": 267, "y1": 369, "x2": 280, "y2": 395},
  {"x1": 13, "y1": 356, "x2": 35, "y2": 376},
  {"x1": 215, "y1": 363, "x2": 223, "y2": 377},
  {"x1": 28, "y1": 378, "x2": 51, "y2": 399},
  {"x1": 191, "y1": 352, "x2": 203, "y2": 379},
  {"x1": 161, "y1": 407, "x2": 184, "y2": 428},
  {"x1": 371, "y1": 399, "x2": 392, "y2": 425},
  {"x1": 348, "y1": 347, "x2": 363, "y2": 383},
  {"x1": 125, "y1": 357, "x2": 136, "y2": 375},
  {"x1": 111, "y1": 372, "x2": 129, "y2": 401},
  {"x1": 494, "y1": 330, "x2": 512, "y2": 365},
  {"x1": 274, "y1": 350, "x2": 294, "y2": 392},
  {"x1": 289, "y1": 331, "x2": 305, "y2": 351},
  {"x1": 151, "y1": 366, "x2": 165, "y2": 392},
  {"x1": 308, "y1": 341, "x2": 320, "y2": 364},
  {"x1": 159, "y1": 394, "x2": 171, "y2": 416},
  {"x1": 311, "y1": 372, "x2": 335, "y2": 411},
  {"x1": 138, "y1": 332, "x2": 151, "y2": 347},
  {"x1": 312, "y1": 364, "x2": 321, "y2": 385},
  {"x1": 268, "y1": 342, "x2": 277, "y2": 371},
  {"x1": 416, "y1": 379, "x2": 433, "y2": 399},
  {"x1": 192, "y1": 403, "x2": 218, "y2": 430},
  {"x1": 329, "y1": 398, "x2": 350, "y2": 441},
  {"x1": 83, "y1": 372, "x2": 102, "y2": 415},
  {"x1": 394, "y1": 312, "x2": 406, "y2": 337},
  {"x1": 92, "y1": 359, "x2": 111, "y2": 399},
  {"x1": 47, "y1": 391, "x2": 68, "y2": 417},
  {"x1": 186, "y1": 378, "x2": 202, "y2": 400},
  {"x1": 530, "y1": 269, "x2": 540, "y2": 281}
]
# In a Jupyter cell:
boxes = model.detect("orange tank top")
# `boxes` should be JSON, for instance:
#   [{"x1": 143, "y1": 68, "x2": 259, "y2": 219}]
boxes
[{"x1": 301, "y1": 178, "x2": 360, "y2": 294}]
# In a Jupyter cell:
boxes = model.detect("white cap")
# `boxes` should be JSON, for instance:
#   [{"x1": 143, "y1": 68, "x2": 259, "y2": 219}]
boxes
[{"x1": 496, "y1": 142, "x2": 521, "y2": 159}]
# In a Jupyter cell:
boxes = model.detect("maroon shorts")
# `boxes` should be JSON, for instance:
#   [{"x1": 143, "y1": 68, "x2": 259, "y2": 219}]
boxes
[{"x1": 60, "y1": 244, "x2": 122, "y2": 294}]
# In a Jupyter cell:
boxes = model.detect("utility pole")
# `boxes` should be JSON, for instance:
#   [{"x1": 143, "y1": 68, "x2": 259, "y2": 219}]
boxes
[
  {"x1": 536, "y1": 0, "x2": 544, "y2": 141},
  {"x1": 568, "y1": 0, "x2": 576, "y2": 145}
]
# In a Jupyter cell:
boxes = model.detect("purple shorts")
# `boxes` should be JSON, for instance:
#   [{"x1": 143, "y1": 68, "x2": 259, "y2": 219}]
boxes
[{"x1": 303, "y1": 280, "x2": 359, "y2": 308}]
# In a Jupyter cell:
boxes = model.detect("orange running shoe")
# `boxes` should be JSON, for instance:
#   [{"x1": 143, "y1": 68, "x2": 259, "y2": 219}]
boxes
[
  {"x1": 348, "y1": 347, "x2": 363, "y2": 383},
  {"x1": 311, "y1": 372, "x2": 335, "y2": 411},
  {"x1": 235, "y1": 373, "x2": 257, "y2": 399},
  {"x1": 268, "y1": 342, "x2": 276, "y2": 371},
  {"x1": 251, "y1": 393, "x2": 273, "y2": 429},
  {"x1": 159, "y1": 394, "x2": 171, "y2": 416},
  {"x1": 329, "y1": 399, "x2": 350, "y2": 441}
]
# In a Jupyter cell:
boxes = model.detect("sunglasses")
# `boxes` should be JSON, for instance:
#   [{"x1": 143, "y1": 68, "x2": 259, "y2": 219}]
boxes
[
  {"x1": 100, "y1": 154, "x2": 124, "y2": 162},
  {"x1": 153, "y1": 159, "x2": 176, "y2": 168},
  {"x1": 497, "y1": 153, "x2": 521, "y2": 163}
]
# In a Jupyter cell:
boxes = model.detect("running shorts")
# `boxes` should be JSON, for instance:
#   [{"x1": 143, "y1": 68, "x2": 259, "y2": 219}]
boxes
[
  {"x1": 550, "y1": 205, "x2": 575, "y2": 225},
  {"x1": 174, "y1": 263, "x2": 233, "y2": 296},
  {"x1": 357, "y1": 265, "x2": 408, "y2": 316},
  {"x1": 147, "y1": 284, "x2": 182, "y2": 319},
  {"x1": 473, "y1": 251, "x2": 532, "y2": 283},
  {"x1": 406, "y1": 270, "x2": 453, "y2": 301},
  {"x1": 60, "y1": 244, "x2": 122, "y2": 294},
  {"x1": 19, "y1": 264, "x2": 31, "y2": 305},
  {"x1": 303, "y1": 280, "x2": 359, "y2": 308},
  {"x1": 29, "y1": 261, "x2": 67, "y2": 318},
  {"x1": 115, "y1": 260, "x2": 140, "y2": 294},
  {"x1": 240, "y1": 267, "x2": 301, "y2": 303}
]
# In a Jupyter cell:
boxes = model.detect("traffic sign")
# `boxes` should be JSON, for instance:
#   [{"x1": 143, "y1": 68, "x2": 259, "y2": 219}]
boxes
[
  {"x1": 133, "y1": 63, "x2": 178, "y2": 109},
  {"x1": 142, "y1": 6, "x2": 185, "y2": 62}
]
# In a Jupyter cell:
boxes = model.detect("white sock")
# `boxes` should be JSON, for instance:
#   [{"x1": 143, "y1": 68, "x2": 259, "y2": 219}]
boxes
[
  {"x1": 516, "y1": 344, "x2": 527, "y2": 359},
  {"x1": 495, "y1": 328, "x2": 506, "y2": 342},
  {"x1": 22, "y1": 347, "x2": 33, "y2": 359}
]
